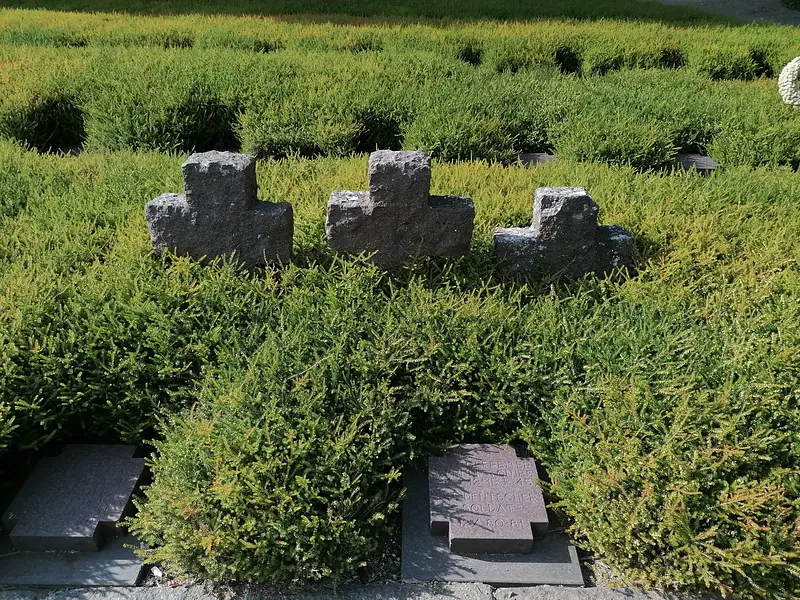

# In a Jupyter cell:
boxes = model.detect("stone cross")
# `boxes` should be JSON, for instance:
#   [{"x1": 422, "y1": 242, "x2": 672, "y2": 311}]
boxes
[
  {"x1": 428, "y1": 444, "x2": 549, "y2": 554},
  {"x1": 493, "y1": 187, "x2": 633, "y2": 277},
  {"x1": 326, "y1": 151, "x2": 475, "y2": 267},
  {"x1": 146, "y1": 151, "x2": 293, "y2": 268},
  {"x1": 1, "y1": 445, "x2": 145, "y2": 552}
]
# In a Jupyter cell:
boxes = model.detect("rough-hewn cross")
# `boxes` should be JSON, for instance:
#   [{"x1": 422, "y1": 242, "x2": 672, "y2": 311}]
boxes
[
  {"x1": 428, "y1": 444, "x2": 549, "y2": 554},
  {"x1": 493, "y1": 187, "x2": 633, "y2": 278},
  {"x1": 326, "y1": 150, "x2": 475, "y2": 267},
  {"x1": 2, "y1": 445, "x2": 145, "y2": 552},
  {"x1": 146, "y1": 151, "x2": 293, "y2": 268}
]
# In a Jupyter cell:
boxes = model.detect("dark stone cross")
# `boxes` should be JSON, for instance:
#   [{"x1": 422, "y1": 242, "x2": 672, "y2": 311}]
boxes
[
  {"x1": 326, "y1": 150, "x2": 475, "y2": 267},
  {"x1": 493, "y1": 186, "x2": 634, "y2": 278},
  {"x1": 146, "y1": 151, "x2": 293, "y2": 268},
  {"x1": 428, "y1": 444, "x2": 549, "y2": 554},
  {"x1": 1, "y1": 445, "x2": 145, "y2": 552}
]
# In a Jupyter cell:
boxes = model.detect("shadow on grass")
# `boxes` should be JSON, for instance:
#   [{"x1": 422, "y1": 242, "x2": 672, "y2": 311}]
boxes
[{"x1": 1, "y1": 0, "x2": 736, "y2": 26}]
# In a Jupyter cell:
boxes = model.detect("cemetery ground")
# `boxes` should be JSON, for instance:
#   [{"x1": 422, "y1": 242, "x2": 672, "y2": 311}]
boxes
[{"x1": 0, "y1": 0, "x2": 799, "y2": 598}]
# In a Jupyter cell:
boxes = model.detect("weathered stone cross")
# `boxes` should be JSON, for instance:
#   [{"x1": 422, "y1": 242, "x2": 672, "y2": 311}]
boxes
[
  {"x1": 2, "y1": 445, "x2": 145, "y2": 552},
  {"x1": 326, "y1": 150, "x2": 475, "y2": 267},
  {"x1": 493, "y1": 187, "x2": 633, "y2": 278},
  {"x1": 428, "y1": 444, "x2": 549, "y2": 554},
  {"x1": 146, "y1": 151, "x2": 293, "y2": 268}
]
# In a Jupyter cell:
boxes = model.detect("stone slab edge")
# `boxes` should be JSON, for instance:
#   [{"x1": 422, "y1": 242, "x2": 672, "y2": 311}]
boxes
[{"x1": 0, "y1": 535, "x2": 144, "y2": 587}]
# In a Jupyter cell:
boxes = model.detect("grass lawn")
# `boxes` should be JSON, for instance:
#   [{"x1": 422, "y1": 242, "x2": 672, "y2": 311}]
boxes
[{"x1": 0, "y1": 0, "x2": 798, "y2": 598}]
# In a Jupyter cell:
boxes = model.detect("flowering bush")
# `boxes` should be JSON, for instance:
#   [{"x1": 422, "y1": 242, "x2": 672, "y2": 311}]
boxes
[{"x1": 778, "y1": 57, "x2": 800, "y2": 105}]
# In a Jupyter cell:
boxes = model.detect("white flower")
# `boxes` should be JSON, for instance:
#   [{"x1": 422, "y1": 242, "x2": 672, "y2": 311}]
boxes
[{"x1": 778, "y1": 57, "x2": 800, "y2": 106}]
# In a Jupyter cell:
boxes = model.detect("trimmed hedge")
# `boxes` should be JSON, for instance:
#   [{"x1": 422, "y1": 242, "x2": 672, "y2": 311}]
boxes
[
  {"x1": 2, "y1": 46, "x2": 800, "y2": 170},
  {"x1": 1, "y1": 143, "x2": 798, "y2": 597}
]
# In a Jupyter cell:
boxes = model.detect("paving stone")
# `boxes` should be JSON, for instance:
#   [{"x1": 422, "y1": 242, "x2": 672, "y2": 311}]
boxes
[
  {"x1": 429, "y1": 445, "x2": 548, "y2": 554},
  {"x1": 402, "y1": 466, "x2": 584, "y2": 586},
  {"x1": 493, "y1": 187, "x2": 633, "y2": 278},
  {"x1": 1, "y1": 445, "x2": 145, "y2": 552},
  {"x1": 674, "y1": 154, "x2": 720, "y2": 176},
  {"x1": 0, "y1": 534, "x2": 144, "y2": 586},
  {"x1": 519, "y1": 153, "x2": 558, "y2": 167},
  {"x1": 326, "y1": 151, "x2": 475, "y2": 267},
  {"x1": 146, "y1": 151, "x2": 293, "y2": 268},
  {"x1": 494, "y1": 587, "x2": 716, "y2": 600}
]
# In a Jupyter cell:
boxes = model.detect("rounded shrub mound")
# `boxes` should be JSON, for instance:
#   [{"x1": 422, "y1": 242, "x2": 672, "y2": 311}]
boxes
[
  {"x1": 0, "y1": 88, "x2": 86, "y2": 153},
  {"x1": 131, "y1": 378, "x2": 403, "y2": 582}
]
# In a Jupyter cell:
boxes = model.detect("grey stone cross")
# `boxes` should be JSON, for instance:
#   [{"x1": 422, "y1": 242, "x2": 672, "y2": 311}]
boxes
[
  {"x1": 326, "y1": 151, "x2": 475, "y2": 267},
  {"x1": 146, "y1": 151, "x2": 293, "y2": 268},
  {"x1": 1, "y1": 445, "x2": 145, "y2": 552},
  {"x1": 493, "y1": 187, "x2": 633, "y2": 277},
  {"x1": 428, "y1": 444, "x2": 549, "y2": 554}
]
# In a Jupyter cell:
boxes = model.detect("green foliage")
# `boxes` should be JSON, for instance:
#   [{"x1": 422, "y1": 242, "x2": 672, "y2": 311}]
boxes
[
  {"x1": 84, "y1": 51, "x2": 242, "y2": 153},
  {"x1": 0, "y1": 13, "x2": 798, "y2": 165},
  {"x1": 1, "y1": 143, "x2": 799, "y2": 596},
  {"x1": 784, "y1": 0, "x2": 800, "y2": 9},
  {"x1": 2, "y1": 2, "x2": 800, "y2": 595},
  {"x1": 0, "y1": 0, "x2": 734, "y2": 22},
  {"x1": 0, "y1": 75, "x2": 86, "y2": 152},
  {"x1": 130, "y1": 344, "x2": 404, "y2": 582}
]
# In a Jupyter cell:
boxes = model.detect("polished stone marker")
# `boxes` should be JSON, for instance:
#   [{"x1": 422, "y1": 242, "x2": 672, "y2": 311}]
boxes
[
  {"x1": 675, "y1": 154, "x2": 720, "y2": 176},
  {"x1": 402, "y1": 450, "x2": 584, "y2": 586},
  {"x1": 429, "y1": 445, "x2": 548, "y2": 554},
  {"x1": 0, "y1": 445, "x2": 146, "y2": 586},
  {"x1": 326, "y1": 151, "x2": 475, "y2": 267},
  {"x1": 493, "y1": 187, "x2": 633, "y2": 278},
  {"x1": 146, "y1": 151, "x2": 293, "y2": 267},
  {"x1": 3, "y1": 445, "x2": 145, "y2": 552}
]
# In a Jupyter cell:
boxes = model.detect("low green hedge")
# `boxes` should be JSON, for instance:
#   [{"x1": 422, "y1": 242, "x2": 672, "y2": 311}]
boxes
[
  {"x1": 1, "y1": 143, "x2": 798, "y2": 597},
  {"x1": 2, "y1": 47, "x2": 800, "y2": 171}
]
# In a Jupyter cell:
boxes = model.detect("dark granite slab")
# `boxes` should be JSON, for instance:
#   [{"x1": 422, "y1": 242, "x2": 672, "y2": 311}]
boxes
[
  {"x1": 0, "y1": 533, "x2": 144, "y2": 586},
  {"x1": 402, "y1": 466, "x2": 584, "y2": 586},
  {"x1": 429, "y1": 445, "x2": 548, "y2": 554},
  {"x1": 519, "y1": 153, "x2": 558, "y2": 167},
  {"x1": 675, "y1": 154, "x2": 720, "y2": 175},
  {"x1": 2, "y1": 445, "x2": 145, "y2": 552}
]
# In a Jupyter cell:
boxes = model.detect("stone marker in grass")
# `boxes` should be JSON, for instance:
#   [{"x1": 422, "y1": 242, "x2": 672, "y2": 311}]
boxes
[
  {"x1": 326, "y1": 150, "x2": 475, "y2": 267},
  {"x1": 0, "y1": 444, "x2": 146, "y2": 586},
  {"x1": 429, "y1": 444, "x2": 549, "y2": 554},
  {"x1": 675, "y1": 153, "x2": 720, "y2": 176},
  {"x1": 519, "y1": 152, "x2": 558, "y2": 167},
  {"x1": 401, "y1": 444, "x2": 584, "y2": 586},
  {"x1": 493, "y1": 187, "x2": 633, "y2": 277},
  {"x1": 146, "y1": 151, "x2": 293, "y2": 267}
]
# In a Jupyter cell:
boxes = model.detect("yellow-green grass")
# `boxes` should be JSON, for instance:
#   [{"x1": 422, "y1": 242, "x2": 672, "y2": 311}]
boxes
[{"x1": 1, "y1": 141, "x2": 798, "y2": 596}]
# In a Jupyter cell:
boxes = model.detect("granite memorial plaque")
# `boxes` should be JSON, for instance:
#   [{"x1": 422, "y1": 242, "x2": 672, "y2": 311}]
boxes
[
  {"x1": 0, "y1": 444, "x2": 146, "y2": 586},
  {"x1": 429, "y1": 444, "x2": 548, "y2": 554},
  {"x1": 519, "y1": 153, "x2": 558, "y2": 168},
  {"x1": 675, "y1": 154, "x2": 720, "y2": 176},
  {"x1": 401, "y1": 444, "x2": 584, "y2": 586}
]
